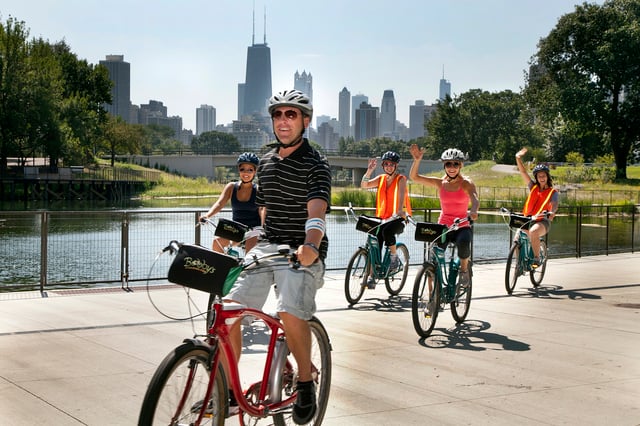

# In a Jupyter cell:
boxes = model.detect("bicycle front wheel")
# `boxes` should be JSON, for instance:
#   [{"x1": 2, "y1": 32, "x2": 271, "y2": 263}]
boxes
[
  {"x1": 272, "y1": 317, "x2": 332, "y2": 426},
  {"x1": 138, "y1": 342, "x2": 226, "y2": 426},
  {"x1": 345, "y1": 248, "x2": 368, "y2": 305},
  {"x1": 505, "y1": 243, "x2": 521, "y2": 295},
  {"x1": 385, "y1": 243, "x2": 410, "y2": 296},
  {"x1": 530, "y1": 240, "x2": 548, "y2": 287},
  {"x1": 451, "y1": 265, "x2": 472, "y2": 323},
  {"x1": 411, "y1": 263, "x2": 440, "y2": 338}
]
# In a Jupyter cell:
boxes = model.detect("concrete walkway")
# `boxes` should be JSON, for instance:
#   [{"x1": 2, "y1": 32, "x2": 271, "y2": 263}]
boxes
[{"x1": 1, "y1": 253, "x2": 639, "y2": 425}]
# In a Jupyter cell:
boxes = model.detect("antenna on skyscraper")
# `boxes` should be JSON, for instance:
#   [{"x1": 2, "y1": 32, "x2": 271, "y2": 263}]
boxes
[
  {"x1": 252, "y1": 0, "x2": 255, "y2": 45},
  {"x1": 263, "y1": 5, "x2": 267, "y2": 44},
  {"x1": 442, "y1": 65, "x2": 445, "y2": 79}
]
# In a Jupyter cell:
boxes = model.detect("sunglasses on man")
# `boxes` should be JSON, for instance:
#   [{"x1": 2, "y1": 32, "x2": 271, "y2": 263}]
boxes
[{"x1": 271, "y1": 109, "x2": 299, "y2": 120}]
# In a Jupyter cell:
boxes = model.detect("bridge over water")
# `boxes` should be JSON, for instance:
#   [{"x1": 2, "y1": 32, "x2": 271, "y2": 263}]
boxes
[{"x1": 124, "y1": 154, "x2": 444, "y2": 184}]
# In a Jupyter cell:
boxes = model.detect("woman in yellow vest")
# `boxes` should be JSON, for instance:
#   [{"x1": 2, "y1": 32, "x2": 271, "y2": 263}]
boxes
[
  {"x1": 361, "y1": 151, "x2": 411, "y2": 285},
  {"x1": 515, "y1": 147, "x2": 559, "y2": 267}
]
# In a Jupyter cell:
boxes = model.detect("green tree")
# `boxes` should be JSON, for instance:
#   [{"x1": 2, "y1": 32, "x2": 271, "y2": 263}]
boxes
[
  {"x1": 526, "y1": 0, "x2": 640, "y2": 180},
  {"x1": 191, "y1": 131, "x2": 241, "y2": 154},
  {"x1": 425, "y1": 90, "x2": 540, "y2": 163},
  {"x1": 0, "y1": 16, "x2": 31, "y2": 174}
]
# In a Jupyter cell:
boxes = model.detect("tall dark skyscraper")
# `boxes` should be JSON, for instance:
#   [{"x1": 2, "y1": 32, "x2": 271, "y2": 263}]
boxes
[
  {"x1": 238, "y1": 9, "x2": 272, "y2": 118},
  {"x1": 100, "y1": 55, "x2": 131, "y2": 122}
]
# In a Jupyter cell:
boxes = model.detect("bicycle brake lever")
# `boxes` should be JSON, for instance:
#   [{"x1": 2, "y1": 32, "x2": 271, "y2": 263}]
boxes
[{"x1": 290, "y1": 253, "x2": 301, "y2": 269}]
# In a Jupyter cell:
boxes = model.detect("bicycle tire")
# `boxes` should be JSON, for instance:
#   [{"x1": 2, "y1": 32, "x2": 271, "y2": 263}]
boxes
[
  {"x1": 138, "y1": 341, "x2": 226, "y2": 426},
  {"x1": 270, "y1": 318, "x2": 332, "y2": 426},
  {"x1": 505, "y1": 243, "x2": 521, "y2": 295},
  {"x1": 384, "y1": 243, "x2": 409, "y2": 296},
  {"x1": 411, "y1": 263, "x2": 440, "y2": 338},
  {"x1": 450, "y1": 264, "x2": 472, "y2": 323},
  {"x1": 345, "y1": 248, "x2": 368, "y2": 305},
  {"x1": 530, "y1": 240, "x2": 548, "y2": 287}
]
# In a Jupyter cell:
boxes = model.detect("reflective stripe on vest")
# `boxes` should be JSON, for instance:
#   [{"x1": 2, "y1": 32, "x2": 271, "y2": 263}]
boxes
[
  {"x1": 375, "y1": 174, "x2": 412, "y2": 218},
  {"x1": 523, "y1": 184, "x2": 556, "y2": 217}
]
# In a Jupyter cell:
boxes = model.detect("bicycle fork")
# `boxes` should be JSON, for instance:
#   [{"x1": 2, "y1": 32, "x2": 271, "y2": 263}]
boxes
[{"x1": 267, "y1": 336, "x2": 289, "y2": 403}]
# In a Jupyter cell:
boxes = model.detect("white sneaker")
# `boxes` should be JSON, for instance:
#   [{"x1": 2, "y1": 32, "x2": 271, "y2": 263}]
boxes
[{"x1": 458, "y1": 270, "x2": 470, "y2": 289}]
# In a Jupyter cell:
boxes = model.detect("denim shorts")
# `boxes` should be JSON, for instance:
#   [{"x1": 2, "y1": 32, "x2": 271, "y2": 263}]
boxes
[{"x1": 225, "y1": 242, "x2": 325, "y2": 320}]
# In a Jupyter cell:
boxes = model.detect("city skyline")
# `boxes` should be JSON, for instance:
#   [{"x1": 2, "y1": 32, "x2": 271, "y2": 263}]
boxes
[{"x1": 2, "y1": 1, "x2": 599, "y2": 131}]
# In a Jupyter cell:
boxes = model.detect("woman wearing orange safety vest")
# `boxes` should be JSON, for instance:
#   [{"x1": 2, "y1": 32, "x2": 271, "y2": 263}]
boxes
[
  {"x1": 515, "y1": 147, "x2": 559, "y2": 267},
  {"x1": 360, "y1": 151, "x2": 412, "y2": 286}
]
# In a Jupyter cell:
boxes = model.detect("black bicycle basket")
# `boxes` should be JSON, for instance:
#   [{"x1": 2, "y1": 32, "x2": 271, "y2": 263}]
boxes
[
  {"x1": 355, "y1": 215, "x2": 382, "y2": 234},
  {"x1": 167, "y1": 243, "x2": 241, "y2": 295},
  {"x1": 509, "y1": 214, "x2": 531, "y2": 229},
  {"x1": 414, "y1": 222, "x2": 446, "y2": 242},
  {"x1": 215, "y1": 218, "x2": 249, "y2": 242}
]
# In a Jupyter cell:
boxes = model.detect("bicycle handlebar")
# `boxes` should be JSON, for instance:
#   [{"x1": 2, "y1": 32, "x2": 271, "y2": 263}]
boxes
[{"x1": 500, "y1": 207, "x2": 550, "y2": 220}]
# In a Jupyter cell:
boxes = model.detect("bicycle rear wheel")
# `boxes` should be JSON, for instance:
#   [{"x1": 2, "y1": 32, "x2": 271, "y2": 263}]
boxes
[
  {"x1": 138, "y1": 342, "x2": 226, "y2": 426},
  {"x1": 530, "y1": 240, "x2": 548, "y2": 287},
  {"x1": 270, "y1": 317, "x2": 332, "y2": 426},
  {"x1": 345, "y1": 248, "x2": 368, "y2": 305},
  {"x1": 505, "y1": 243, "x2": 521, "y2": 295},
  {"x1": 411, "y1": 263, "x2": 440, "y2": 338},
  {"x1": 385, "y1": 243, "x2": 409, "y2": 296},
  {"x1": 450, "y1": 265, "x2": 472, "y2": 323}
]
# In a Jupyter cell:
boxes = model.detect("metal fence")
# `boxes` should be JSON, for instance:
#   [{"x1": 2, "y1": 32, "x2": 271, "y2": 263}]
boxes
[{"x1": 0, "y1": 205, "x2": 637, "y2": 293}]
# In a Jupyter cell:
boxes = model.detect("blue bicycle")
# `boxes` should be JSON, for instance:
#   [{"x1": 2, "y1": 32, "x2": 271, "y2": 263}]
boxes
[
  {"x1": 344, "y1": 206, "x2": 410, "y2": 305},
  {"x1": 411, "y1": 217, "x2": 473, "y2": 338},
  {"x1": 501, "y1": 207, "x2": 550, "y2": 294}
]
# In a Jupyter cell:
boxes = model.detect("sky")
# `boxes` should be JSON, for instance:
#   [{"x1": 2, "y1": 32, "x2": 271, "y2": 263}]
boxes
[{"x1": 2, "y1": 0, "x2": 599, "y2": 131}]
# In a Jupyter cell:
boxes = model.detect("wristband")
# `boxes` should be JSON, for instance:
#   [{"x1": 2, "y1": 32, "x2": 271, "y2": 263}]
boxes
[
  {"x1": 303, "y1": 242, "x2": 319, "y2": 253},
  {"x1": 305, "y1": 218, "x2": 326, "y2": 237}
]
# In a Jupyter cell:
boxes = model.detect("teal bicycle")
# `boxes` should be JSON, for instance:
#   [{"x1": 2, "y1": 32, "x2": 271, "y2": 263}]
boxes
[
  {"x1": 411, "y1": 217, "x2": 473, "y2": 338},
  {"x1": 501, "y1": 207, "x2": 550, "y2": 294},
  {"x1": 344, "y1": 205, "x2": 410, "y2": 306}
]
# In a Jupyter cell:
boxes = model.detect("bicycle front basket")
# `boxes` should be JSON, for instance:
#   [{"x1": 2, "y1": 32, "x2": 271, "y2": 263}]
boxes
[
  {"x1": 215, "y1": 218, "x2": 249, "y2": 242},
  {"x1": 414, "y1": 222, "x2": 446, "y2": 242},
  {"x1": 509, "y1": 214, "x2": 531, "y2": 229},
  {"x1": 168, "y1": 243, "x2": 241, "y2": 295},
  {"x1": 355, "y1": 215, "x2": 382, "y2": 234}
]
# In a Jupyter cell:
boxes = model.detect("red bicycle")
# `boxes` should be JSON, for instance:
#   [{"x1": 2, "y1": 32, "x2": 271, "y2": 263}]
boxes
[{"x1": 139, "y1": 242, "x2": 332, "y2": 425}]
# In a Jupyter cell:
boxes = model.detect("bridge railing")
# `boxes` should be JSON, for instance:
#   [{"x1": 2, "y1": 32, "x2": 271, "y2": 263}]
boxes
[{"x1": 0, "y1": 205, "x2": 637, "y2": 294}]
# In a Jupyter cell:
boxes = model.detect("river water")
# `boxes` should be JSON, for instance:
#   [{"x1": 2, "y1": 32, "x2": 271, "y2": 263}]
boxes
[{"x1": 0, "y1": 198, "x2": 637, "y2": 291}]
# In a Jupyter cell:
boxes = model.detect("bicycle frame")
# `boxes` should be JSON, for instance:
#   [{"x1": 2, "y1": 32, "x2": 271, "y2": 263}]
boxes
[
  {"x1": 503, "y1": 208, "x2": 550, "y2": 293},
  {"x1": 205, "y1": 300, "x2": 296, "y2": 419},
  {"x1": 426, "y1": 242, "x2": 460, "y2": 303}
]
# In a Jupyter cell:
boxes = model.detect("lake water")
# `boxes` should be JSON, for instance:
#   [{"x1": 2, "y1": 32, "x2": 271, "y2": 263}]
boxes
[{"x1": 1, "y1": 200, "x2": 637, "y2": 292}]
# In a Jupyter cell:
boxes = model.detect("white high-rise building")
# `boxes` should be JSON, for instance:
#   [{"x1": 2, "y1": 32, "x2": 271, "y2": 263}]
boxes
[
  {"x1": 380, "y1": 90, "x2": 396, "y2": 138},
  {"x1": 196, "y1": 105, "x2": 216, "y2": 136},
  {"x1": 351, "y1": 94, "x2": 368, "y2": 129},
  {"x1": 294, "y1": 70, "x2": 313, "y2": 104}
]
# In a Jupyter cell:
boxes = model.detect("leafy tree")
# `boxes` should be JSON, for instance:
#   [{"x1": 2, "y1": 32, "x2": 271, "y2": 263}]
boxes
[
  {"x1": 191, "y1": 131, "x2": 241, "y2": 154},
  {"x1": 424, "y1": 90, "x2": 541, "y2": 163},
  {"x1": 526, "y1": 0, "x2": 640, "y2": 180},
  {"x1": 0, "y1": 16, "x2": 31, "y2": 174}
]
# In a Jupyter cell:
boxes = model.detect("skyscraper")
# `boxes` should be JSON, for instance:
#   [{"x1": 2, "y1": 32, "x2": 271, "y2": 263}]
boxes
[
  {"x1": 239, "y1": 9, "x2": 272, "y2": 118},
  {"x1": 100, "y1": 55, "x2": 130, "y2": 122},
  {"x1": 294, "y1": 70, "x2": 313, "y2": 104},
  {"x1": 354, "y1": 101, "x2": 379, "y2": 142},
  {"x1": 439, "y1": 66, "x2": 451, "y2": 100},
  {"x1": 338, "y1": 87, "x2": 351, "y2": 138},
  {"x1": 380, "y1": 89, "x2": 396, "y2": 137},
  {"x1": 409, "y1": 100, "x2": 426, "y2": 140},
  {"x1": 196, "y1": 105, "x2": 216, "y2": 136},
  {"x1": 351, "y1": 94, "x2": 368, "y2": 128}
]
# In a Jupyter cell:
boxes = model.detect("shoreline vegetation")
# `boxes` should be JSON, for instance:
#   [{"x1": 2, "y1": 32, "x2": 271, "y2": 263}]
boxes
[{"x1": 129, "y1": 160, "x2": 640, "y2": 208}]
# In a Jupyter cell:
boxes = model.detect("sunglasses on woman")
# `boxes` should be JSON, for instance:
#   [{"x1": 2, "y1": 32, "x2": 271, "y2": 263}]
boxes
[
  {"x1": 271, "y1": 109, "x2": 299, "y2": 120},
  {"x1": 444, "y1": 162, "x2": 461, "y2": 168}
]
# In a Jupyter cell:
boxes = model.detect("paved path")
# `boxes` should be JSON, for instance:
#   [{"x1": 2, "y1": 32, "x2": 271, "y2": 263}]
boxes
[{"x1": 1, "y1": 253, "x2": 639, "y2": 425}]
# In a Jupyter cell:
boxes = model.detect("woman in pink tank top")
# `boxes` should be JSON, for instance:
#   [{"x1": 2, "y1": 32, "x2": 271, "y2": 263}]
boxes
[{"x1": 409, "y1": 144, "x2": 479, "y2": 288}]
